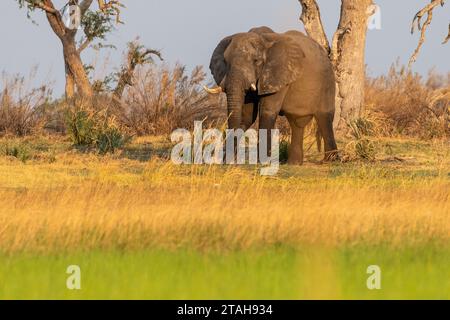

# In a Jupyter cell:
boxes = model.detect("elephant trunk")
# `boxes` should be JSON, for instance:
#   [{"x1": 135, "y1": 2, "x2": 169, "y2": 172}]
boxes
[{"x1": 226, "y1": 73, "x2": 245, "y2": 130}]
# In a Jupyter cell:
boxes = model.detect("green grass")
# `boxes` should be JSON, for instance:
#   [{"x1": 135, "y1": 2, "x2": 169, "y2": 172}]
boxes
[
  {"x1": 0, "y1": 135, "x2": 448, "y2": 300},
  {"x1": 1, "y1": 246, "x2": 449, "y2": 300}
]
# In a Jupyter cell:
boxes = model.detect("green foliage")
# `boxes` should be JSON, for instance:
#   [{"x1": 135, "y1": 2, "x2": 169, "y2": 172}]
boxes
[
  {"x1": 279, "y1": 139, "x2": 290, "y2": 164},
  {"x1": 66, "y1": 108, "x2": 95, "y2": 146},
  {"x1": 82, "y1": 9, "x2": 115, "y2": 42},
  {"x1": 65, "y1": 104, "x2": 131, "y2": 154},
  {"x1": 1, "y1": 141, "x2": 32, "y2": 163},
  {"x1": 17, "y1": 1, "x2": 118, "y2": 54},
  {"x1": 80, "y1": 9, "x2": 117, "y2": 52},
  {"x1": 96, "y1": 121, "x2": 131, "y2": 154}
]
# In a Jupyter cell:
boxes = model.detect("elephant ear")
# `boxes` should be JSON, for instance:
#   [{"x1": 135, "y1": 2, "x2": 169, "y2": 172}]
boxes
[
  {"x1": 258, "y1": 35, "x2": 306, "y2": 95},
  {"x1": 209, "y1": 36, "x2": 233, "y2": 86}
]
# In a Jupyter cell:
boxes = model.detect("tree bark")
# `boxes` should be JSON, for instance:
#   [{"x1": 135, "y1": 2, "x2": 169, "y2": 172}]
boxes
[
  {"x1": 333, "y1": 0, "x2": 373, "y2": 130},
  {"x1": 42, "y1": 1, "x2": 93, "y2": 99},
  {"x1": 299, "y1": 0, "x2": 330, "y2": 53},
  {"x1": 62, "y1": 35, "x2": 93, "y2": 98},
  {"x1": 65, "y1": 62, "x2": 75, "y2": 99}
]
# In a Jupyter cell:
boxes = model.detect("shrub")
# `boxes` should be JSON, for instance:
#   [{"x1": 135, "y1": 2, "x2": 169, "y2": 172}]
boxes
[
  {"x1": 0, "y1": 72, "x2": 52, "y2": 136},
  {"x1": 0, "y1": 141, "x2": 33, "y2": 163},
  {"x1": 95, "y1": 119, "x2": 131, "y2": 154},
  {"x1": 365, "y1": 64, "x2": 449, "y2": 139},
  {"x1": 342, "y1": 118, "x2": 378, "y2": 162},
  {"x1": 117, "y1": 64, "x2": 225, "y2": 135},
  {"x1": 279, "y1": 139, "x2": 290, "y2": 164},
  {"x1": 65, "y1": 100, "x2": 131, "y2": 154},
  {"x1": 66, "y1": 107, "x2": 96, "y2": 146}
]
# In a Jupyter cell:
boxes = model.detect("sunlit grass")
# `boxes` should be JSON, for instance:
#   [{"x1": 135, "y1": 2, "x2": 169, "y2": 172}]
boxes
[
  {"x1": 0, "y1": 160, "x2": 448, "y2": 253},
  {"x1": 0, "y1": 135, "x2": 448, "y2": 299}
]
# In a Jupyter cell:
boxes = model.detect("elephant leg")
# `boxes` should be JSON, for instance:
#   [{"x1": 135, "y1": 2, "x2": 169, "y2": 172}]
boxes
[
  {"x1": 287, "y1": 115, "x2": 313, "y2": 165},
  {"x1": 258, "y1": 109, "x2": 278, "y2": 159},
  {"x1": 258, "y1": 94, "x2": 285, "y2": 157},
  {"x1": 316, "y1": 112, "x2": 339, "y2": 162}
]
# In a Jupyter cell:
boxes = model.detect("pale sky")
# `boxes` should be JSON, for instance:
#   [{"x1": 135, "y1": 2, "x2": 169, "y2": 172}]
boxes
[{"x1": 1, "y1": 0, "x2": 449, "y2": 96}]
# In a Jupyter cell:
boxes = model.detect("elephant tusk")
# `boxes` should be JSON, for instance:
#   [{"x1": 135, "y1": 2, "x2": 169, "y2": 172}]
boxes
[
  {"x1": 203, "y1": 85, "x2": 223, "y2": 94},
  {"x1": 250, "y1": 83, "x2": 257, "y2": 92}
]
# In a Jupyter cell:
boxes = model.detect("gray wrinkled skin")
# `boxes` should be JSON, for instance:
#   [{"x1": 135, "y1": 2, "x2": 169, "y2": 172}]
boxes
[{"x1": 210, "y1": 26, "x2": 339, "y2": 164}]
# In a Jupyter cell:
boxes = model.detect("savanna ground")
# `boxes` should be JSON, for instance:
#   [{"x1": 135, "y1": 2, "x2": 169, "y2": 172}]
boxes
[{"x1": 0, "y1": 134, "x2": 448, "y2": 299}]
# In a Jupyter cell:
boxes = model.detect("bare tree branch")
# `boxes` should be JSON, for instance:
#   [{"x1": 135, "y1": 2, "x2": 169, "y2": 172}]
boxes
[
  {"x1": 298, "y1": 0, "x2": 331, "y2": 53},
  {"x1": 77, "y1": 38, "x2": 92, "y2": 53},
  {"x1": 443, "y1": 23, "x2": 450, "y2": 43},
  {"x1": 410, "y1": 0, "x2": 447, "y2": 66}
]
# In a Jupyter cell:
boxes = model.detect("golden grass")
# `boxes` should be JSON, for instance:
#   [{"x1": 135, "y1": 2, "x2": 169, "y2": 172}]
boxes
[{"x1": 0, "y1": 137, "x2": 448, "y2": 254}]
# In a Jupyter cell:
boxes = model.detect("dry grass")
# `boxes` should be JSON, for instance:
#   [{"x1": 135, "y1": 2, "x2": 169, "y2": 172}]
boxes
[
  {"x1": 2, "y1": 64, "x2": 448, "y2": 141},
  {"x1": 0, "y1": 71, "x2": 52, "y2": 136},
  {"x1": 365, "y1": 64, "x2": 449, "y2": 139},
  {"x1": 117, "y1": 64, "x2": 225, "y2": 135},
  {"x1": 0, "y1": 136, "x2": 448, "y2": 254}
]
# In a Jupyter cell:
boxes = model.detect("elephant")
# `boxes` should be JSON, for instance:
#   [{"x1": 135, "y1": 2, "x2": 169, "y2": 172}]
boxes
[{"x1": 205, "y1": 26, "x2": 339, "y2": 165}]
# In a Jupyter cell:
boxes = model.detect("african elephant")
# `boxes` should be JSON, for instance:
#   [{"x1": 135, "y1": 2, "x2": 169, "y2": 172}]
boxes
[{"x1": 205, "y1": 26, "x2": 339, "y2": 165}]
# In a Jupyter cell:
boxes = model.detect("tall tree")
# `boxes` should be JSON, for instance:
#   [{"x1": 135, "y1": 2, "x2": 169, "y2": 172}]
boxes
[{"x1": 16, "y1": 0, "x2": 123, "y2": 98}]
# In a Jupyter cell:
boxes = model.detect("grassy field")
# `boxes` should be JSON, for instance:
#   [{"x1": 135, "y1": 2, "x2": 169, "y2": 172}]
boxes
[
  {"x1": 0, "y1": 135, "x2": 448, "y2": 299},
  {"x1": 1, "y1": 246, "x2": 449, "y2": 300}
]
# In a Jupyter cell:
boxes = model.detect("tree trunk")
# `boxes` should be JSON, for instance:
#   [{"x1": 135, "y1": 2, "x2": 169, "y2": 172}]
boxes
[
  {"x1": 113, "y1": 70, "x2": 132, "y2": 103},
  {"x1": 44, "y1": 7, "x2": 93, "y2": 99},
  {"x1": 299, "y1": 0, "x2": 330, "y2": 54},
  {"x1": 65, "y1": 62, "x2": 75, "y2": 99},
  {"x1": 332, "y1": 0, "x2": 373, "y2": 130},
  {"x1": 62, "y1": 36, "x2": 93, "y2": 98},
  {"x1": 299, "y1": 0, "x2": 373, "y2": 131}
]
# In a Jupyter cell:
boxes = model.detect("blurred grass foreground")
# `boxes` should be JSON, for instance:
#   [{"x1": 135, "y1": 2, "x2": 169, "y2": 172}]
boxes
[{"x1": 0, "y1": 135, "x2": 448, "y2": 299}]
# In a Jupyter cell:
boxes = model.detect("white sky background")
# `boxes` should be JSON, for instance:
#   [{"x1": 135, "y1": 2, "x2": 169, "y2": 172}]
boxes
[{"x1": 1, "y1": 0, "x2": 449, "y2": 96}]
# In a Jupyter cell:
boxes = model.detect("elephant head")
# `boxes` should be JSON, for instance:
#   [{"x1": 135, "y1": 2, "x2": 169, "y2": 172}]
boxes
[{"x1": 207, "y1": 27, "x2": 306, "y2": 129}]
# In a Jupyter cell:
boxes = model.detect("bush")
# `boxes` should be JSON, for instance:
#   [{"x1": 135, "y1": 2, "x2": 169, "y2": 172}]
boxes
[
  {"x1": 66, "y1": 108, "x2": 96, "y2": 146},
  {"x1": 96, "y1": 120, "x2": 131, "y2": 154},
  {"x1": 365, "y1": 64, "x2": 449, "y2": 139},
  {"x1": 0, "y1": 141, "x2": 33, "y2": 163},
  {"x1": 279, "y1": 139, "x2": 290, "y2": 164},
  {"x1": 117, "y1": 64, "x2": 225, "y2": 135},
  {"x1": 66, "y1": 101, "x2": 131, "y2": 154},
  {"x1": 0, "y1": 72, "x2": 52, "y2": 136},
  {"x1": 342, "y1": 118, "x2": 378, "y2": 162}
]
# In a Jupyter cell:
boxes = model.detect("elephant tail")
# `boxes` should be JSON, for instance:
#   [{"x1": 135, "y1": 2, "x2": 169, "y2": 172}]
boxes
[{"x1": 316, "y1": 127, "x2": 323, "y2": 153}]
